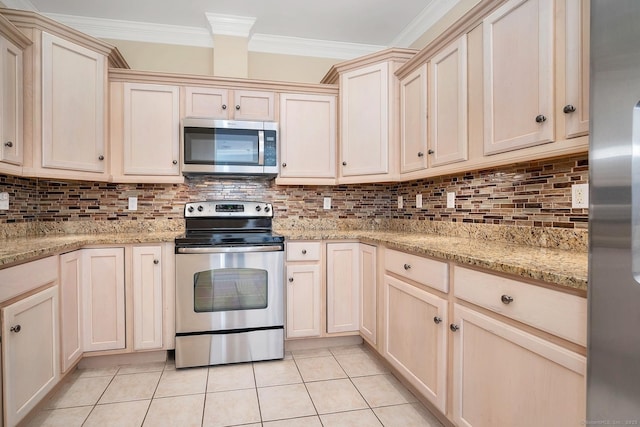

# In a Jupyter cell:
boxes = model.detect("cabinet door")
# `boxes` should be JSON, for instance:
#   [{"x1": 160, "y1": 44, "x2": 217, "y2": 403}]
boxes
[
  {"x1": 132, "y1": 246, "x2": 163, "y2": 350},
  {"x1": 3, "y1": 286, "x2": 59, "y2": 427},
  {"x1": 383, "y1": 275, "x2": 447, "y2": 413},
  {"x1": 286, "y1": 264, "x2": 321, "y2": 338},
  {"x1": 233, "y1": 90, "x2": 276, "y2": 121},
  {"x1": 123, "y1": 83, "x2": 180, "y2": 175},
  {"x1": 326, "y1": 243, "x2": 360, "y2": 333},
  {"x1": 430, "y1": 35, "x2": 468, "y2": 167},
  {"x1": 400, "y1": 64, "x2": 427, "y2": 173},
  {"x1": 1, "y1": 36, "x2": 23, "y2": 166},
  {"x1": 41, "y1": 32, "x2": 106, "y2": 173},
  {"x1": 359, "y1": 244, "x2": 377, "y2": 345},
  {"x1": 564, "y1": 0, "x2": 589, "y2": 138},
  {"x1": 60, "y1": 251, "x2": 83, "y2": 373},
  {"x1": 184, "y1": 86, "x2": 229, "y2": 119},
  {"x1": 82, "y1": 248, "x2": 125, "y2": 352},
  {"x1": 452, "y1": 304, "x2": 586, "y2": 427},
  {"x1": 341, "y1": 62, "x2": 389, "y2": 176},
  {"x1": 483, "y1": 0, "x2": 554, "y2": 154},
  {"x1": 279, "y1": 93, "x2": 336, "y2": 180}
]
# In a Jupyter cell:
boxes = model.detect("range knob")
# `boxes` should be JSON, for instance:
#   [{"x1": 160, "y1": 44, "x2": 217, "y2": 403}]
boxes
[
  {"x1": 255, "y1": 205, "x2": 262, "y2": 212},
  {"x1": 187, "y1": 206, "x2": 194, "y2": 213},
  {"x1": 264, "y1": 205, "x2": 271, "y2": 213},
  {"x1": 197, "y1": 205, "x2": 204, "y2": 212}
]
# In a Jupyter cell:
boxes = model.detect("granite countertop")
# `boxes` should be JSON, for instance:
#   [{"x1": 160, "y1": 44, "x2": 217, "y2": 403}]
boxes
[
  {"x1": 0, "y1": 228, "x2": 587, "y2": 293},
  {"x1": 276, "y1": 229, "x2": 588, "y2": 293}
]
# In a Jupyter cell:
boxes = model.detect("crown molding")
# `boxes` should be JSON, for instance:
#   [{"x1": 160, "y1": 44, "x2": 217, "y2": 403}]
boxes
[
  {"x1": 391, "y1": 0, "x2": 461, "y2": 47},
  {"x1": 249, "y1": 34, "x2": 385, "y2": 60},
  {"x1": 205, "y1": 13, "x2": 256, "y2": 38},
  {"x1": 0, "y1": 0, "x2": 37, "y2": 11}
]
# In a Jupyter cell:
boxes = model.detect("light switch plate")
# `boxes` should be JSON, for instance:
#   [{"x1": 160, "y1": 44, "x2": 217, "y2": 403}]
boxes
[
  {"x1": 416, "y1": 194, "x2": 423, "y2": 209},
  {"x1": 128, "y1": 196, "x2": 138, "y2": 211},
  {"x1": 446, "y1": 192, "x2": 455, "y2": 209},
  {"x1": 0, "y1": 192, "x2": 8, "y2": 210},
  {"x1": 323, "y1": 197, "x2": 331, "y2": 210},
  {"x1": 397, "y1": 196, "x2": 403, "y2": 209}
]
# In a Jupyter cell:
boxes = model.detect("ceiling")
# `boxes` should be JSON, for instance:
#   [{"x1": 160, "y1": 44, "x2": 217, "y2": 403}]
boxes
[{"x1": 1, "y1": 0, "x2": 460, "y2": 59}]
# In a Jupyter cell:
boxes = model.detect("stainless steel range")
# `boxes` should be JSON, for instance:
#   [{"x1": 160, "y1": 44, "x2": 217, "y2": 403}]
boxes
[{"x1": 174, "y1": 200, "x2": 285, "y2": 368}]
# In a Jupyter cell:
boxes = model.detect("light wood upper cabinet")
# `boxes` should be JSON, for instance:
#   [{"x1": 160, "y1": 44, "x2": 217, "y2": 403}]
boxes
[
  {"x1": 326, "y1": 243, "x2": 360, "y2": 334},
  {"x1": 430, "y1": 35, "x2": 468, "y2": 167},
  {"x1": 563, "y1": 0, "x2": 590, "y2": 138},
  {"x1": 277, "y1": 92, "x2": 337, "y2": 184},
  {"x1": 400, "y1": 64, "x2": 428, "y2": 174},
  {"x1": 184, "y1": 87, "x2": 275, "y2": 121},
  {"x1": 340, "y1": 62, "x2": 391, "y2": 178},
  {"x1": 41, "y1": 32, "x2": 107, "y2": 176},
  {"x1": 82, "y1": 248, "x2": 125, "y2": 352},
  {"x1": 59, "y1": 251, "x2": 83, "y2": 374},
  {"x1": 483, "y1": 0, "x2": 554, "y2": 155},
  {"x1": 0, "y1": 35, "x2": 23, "y2": 169},
  {"x1": 451, "y1": 304, "x2": 586, "y2": 427},
  {"x1": 2, "y1": 286, "x2": 60, "y2": 427},
  {"x1": 359, "y1": 244, "x2": 377, "y2": 345},
  {"x1": 132, "y1": 246, "x2": 163, "y2": 351},
  {"x1": 383, "y1": 274, "x2": 447, "y2": 413}
]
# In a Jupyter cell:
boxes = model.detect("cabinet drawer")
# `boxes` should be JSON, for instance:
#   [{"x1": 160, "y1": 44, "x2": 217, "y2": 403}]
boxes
[
  {"x1": 385, "y1": 249, "x2": 449, "y2": 292},
  {"x1": 453, "y1": 266, "x2": 587, "y2": 346},
  {"x1": 0, "y1": 256, "x2": 59, "y2": 303},
  {"x1": 286, "y1": 241, "x2": 321, "y2": 262}
]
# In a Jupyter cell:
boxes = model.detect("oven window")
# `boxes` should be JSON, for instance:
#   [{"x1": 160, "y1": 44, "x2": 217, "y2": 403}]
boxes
[{"x1": 193, "y1": 268, "x2": 268, "y2": 312}]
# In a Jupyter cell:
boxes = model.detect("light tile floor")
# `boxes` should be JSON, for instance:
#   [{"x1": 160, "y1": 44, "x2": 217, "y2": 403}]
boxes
[{"x1": 27, "y1": 345, "x2": 444, "y2": 427}]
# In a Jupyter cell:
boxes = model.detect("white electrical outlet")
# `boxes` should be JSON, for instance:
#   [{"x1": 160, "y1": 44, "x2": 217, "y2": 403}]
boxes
[
  {"x1": 0, "y1": 192, "x2": 8, "y2": 210},
  {"x1": 323, "y1": 197, "x2": 331, "y2": 210},
  {"x1": 128, "y1": 196, "x2": 138, "y2": 211},
  {"x1": 416, "y1": 194, "x2": 423, "y2": 209},
  {"x1": 446, "y1": 192, "x2": 455, "y2": 209},
  {"x1": 397, "y1": 196, "x2": 403, "y2": 209},
  {"x1": 572, "y1": 183, "x2": 589, "y2": 209}
]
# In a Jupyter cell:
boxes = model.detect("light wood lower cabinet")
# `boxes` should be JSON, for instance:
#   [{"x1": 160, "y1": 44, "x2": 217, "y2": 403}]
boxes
[
  {"x1": 451, "y1": 304, "x2": 586, "y2": 427},
  {"x1": 82, "y1": 248, "x2": 126, "y2": 352},
  {"x1": 326, "y1": 243, "x2": 360, "y2": 333},
  {"x1": 2, "y1": 286, "x2": 60, "y2": 427},
  {"x1": 59, "y1": 251, "x2": 83, "y2": 373},
  {"x1": 383, "y1": 274, "x2": 447, "y2": 413},
  {"x1": 132, "y1": 246, "x2": 163, "y2": 350},
  {"x1": 285, "y1": 263, "x2": 321, "y2": 338},
  {"x1": 359, "y1": 244, "x2": 377, "y2": 345}
]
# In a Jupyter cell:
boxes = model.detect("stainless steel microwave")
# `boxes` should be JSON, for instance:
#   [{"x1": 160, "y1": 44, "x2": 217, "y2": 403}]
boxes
[{"x1": 181, "y1": 118, "x2": 278, "y2": 176}]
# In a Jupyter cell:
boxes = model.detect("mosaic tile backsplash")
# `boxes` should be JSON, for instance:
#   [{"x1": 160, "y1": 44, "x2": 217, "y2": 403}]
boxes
[{"x1": 0, "y1": 154, "x2": 588, "y2": 233}]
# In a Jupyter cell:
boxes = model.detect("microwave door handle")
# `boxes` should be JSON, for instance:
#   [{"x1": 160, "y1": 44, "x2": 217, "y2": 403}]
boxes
[{"x1": 258, "y1": 130, "x2": 265, "y2": 165}]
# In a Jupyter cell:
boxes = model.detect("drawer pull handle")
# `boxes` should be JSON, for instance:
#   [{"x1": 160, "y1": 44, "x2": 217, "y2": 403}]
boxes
[
  {"x1": 535, "y1": 114, "x2": 547, "y2": 123},
  {"x1": 403, "y1": 264, "x2": 411, "y2": 270},
  {"x1": 288, "y1": 277, "x2": 294, "y2": 283},
  {"x1": 450, "y1": 324, "x2": 459, "y2": 332},
  {"x1": 501, "y1": 294, "x2": 514, "y2": 304},
  {"x1": 10, "y1": 325, "x2": 21, "y2": 333},
  {"x1": 433, "y1": 316, "x2": 442, "y2": 324},
  {"x1": 302, "y1": 249, "x2": 307, "y2": 255}
]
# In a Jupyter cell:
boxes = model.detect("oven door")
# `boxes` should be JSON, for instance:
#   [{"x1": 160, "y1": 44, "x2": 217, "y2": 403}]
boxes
[{"x1": 175, "y1": 246, "x2": 284, "y2": 334}]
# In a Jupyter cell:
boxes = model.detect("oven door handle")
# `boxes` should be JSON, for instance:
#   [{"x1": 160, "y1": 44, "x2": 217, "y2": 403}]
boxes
[{"x1": 176, "y1": 245, "x2": 284, "y2": 254}]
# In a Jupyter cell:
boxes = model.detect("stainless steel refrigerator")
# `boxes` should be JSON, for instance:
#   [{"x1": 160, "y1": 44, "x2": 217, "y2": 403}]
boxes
[{"x1": 588, "y1": 0, "x2": 640, "y2": 422}]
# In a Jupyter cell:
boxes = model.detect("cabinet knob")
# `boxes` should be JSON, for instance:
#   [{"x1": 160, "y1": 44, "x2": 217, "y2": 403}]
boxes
[
  {"x1": 433, "y1": 316, "x2": 442, "y2": 324},
  {"x1": 427, "y1": 149, "x2": 435, "y2": 155},
  {"x1": 535, "y1": 114, "x2": 547, "y2": 123},
  {"x1": 563, "y1": 104, "x2": 576, "y2": 114},
  {"x1": 417, "y1": 152, "x2": 424, "y2": 157},
  {"x1": 4, "y1": 141, "x2": 13, "y2": 148},
  {"x1": 288, "y1": 277, "x2": 294, "y2": 283},
  {"x1": 282, "y1": 163, "x2": 287, "y2": 167},
  {"x1": 172, "y1": 160, "x2": 178, "y2": 165},
  {"x1": 222, "y1": 104, "x2": 227, "y2": 110},
  {"x1": 301, "y1": 249, "x2": 307, "y2": 254},
  {"x1": 342, "y1": 161, "x2": 347, "y2": 166},
  {"x1": 450, "y1": 324, "x2": 459, "y2": 332},
  {"x1": 153, "y1": 259, "x2": 160, "y2": 265},
  {"x1": 403, "y1": 263, "x2": 411, "y2": 270},
  {"x1": 10, "y1": 325, "x2": 21, "y2": 333},
  {"x1": 501, "y1": 294, "x2": 514, "y2": 304},
  {"x1": 98, "y1": 155, "x2": 105, "y2": 161},
  {"x1": 235, "y1": 105, "x2": 240, "y2": 110}
]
